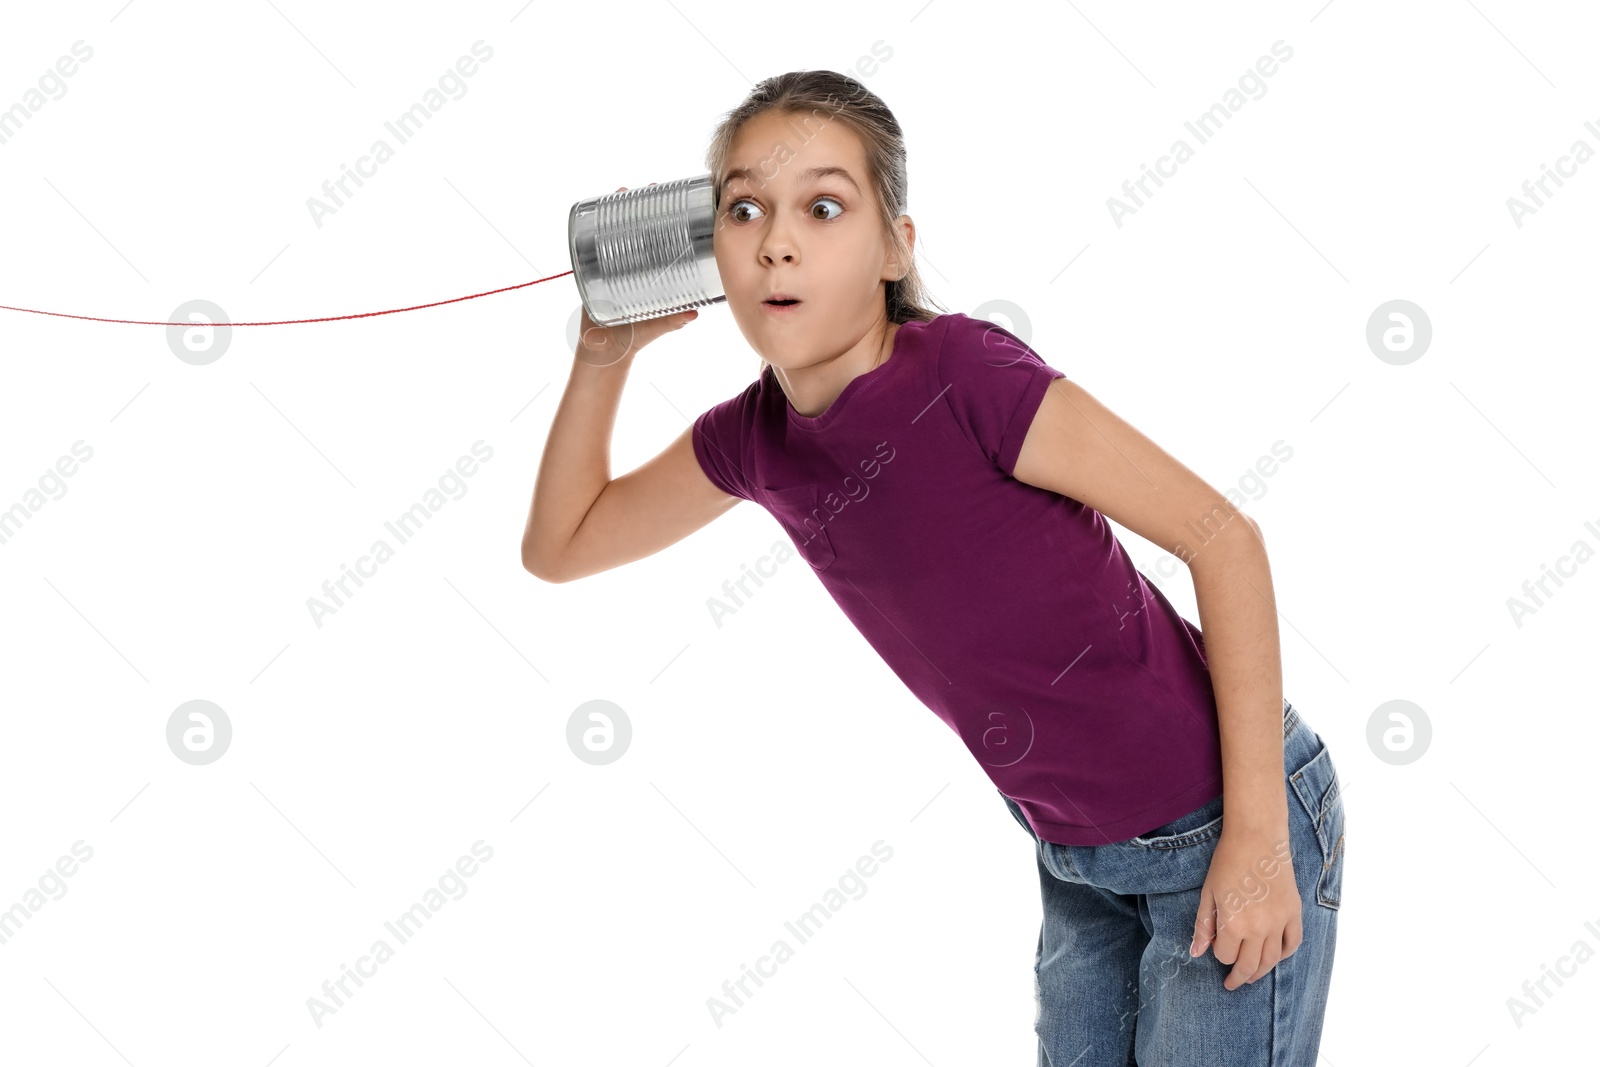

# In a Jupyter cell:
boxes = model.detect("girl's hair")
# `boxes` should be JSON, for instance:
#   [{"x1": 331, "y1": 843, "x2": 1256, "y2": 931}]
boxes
[{"x1": 703, "y1": 69, "x2": 947, "y2": 377}]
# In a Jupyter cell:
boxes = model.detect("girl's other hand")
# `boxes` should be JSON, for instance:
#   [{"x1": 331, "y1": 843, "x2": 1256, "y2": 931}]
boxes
[{"x1": 576, "y1": 184, "x2": 700, "y2": 367}]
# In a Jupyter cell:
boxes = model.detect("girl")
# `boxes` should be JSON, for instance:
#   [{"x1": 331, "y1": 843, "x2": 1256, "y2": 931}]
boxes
[{"x1": 522, "y1": 70, "x2": 1344, "y2": 1066}]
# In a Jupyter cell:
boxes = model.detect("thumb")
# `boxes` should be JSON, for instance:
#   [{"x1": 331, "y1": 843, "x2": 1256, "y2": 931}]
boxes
[
  {"x1": 1190, "y1": 889, "x2": 1216, "y2": 957},
  {"x1": 638, "y1": 309, "x2": 699, "y2": 345}
]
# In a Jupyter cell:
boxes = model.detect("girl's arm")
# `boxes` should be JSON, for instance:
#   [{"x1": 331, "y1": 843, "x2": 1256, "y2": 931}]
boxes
[
  {"x1": 1014, "y1": 376, "x2": 1301, "y2": 990},
  {"x1": 521, "y1": 309, "x2": 739, "y2": 583},
  {"x1": 1010, "y1": 377, "x2": 1286, "y2": 829}
]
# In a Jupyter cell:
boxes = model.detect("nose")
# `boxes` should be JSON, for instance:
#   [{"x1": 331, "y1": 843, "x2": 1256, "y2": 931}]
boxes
[{"x1": 758, "y1": 213, "x2": 798, "y2": 267}]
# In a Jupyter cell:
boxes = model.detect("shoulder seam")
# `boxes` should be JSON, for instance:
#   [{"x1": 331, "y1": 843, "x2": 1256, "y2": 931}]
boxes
[
  {"x1": 933, "y1": 314, "x2": 999, "y2": 470},
  {"x1": 692, "y1": 374, "x2": 765, "y2": 500}
]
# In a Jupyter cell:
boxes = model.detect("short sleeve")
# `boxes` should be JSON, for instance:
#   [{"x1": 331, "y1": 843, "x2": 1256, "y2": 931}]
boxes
[
  {"x1": 937, "y1": 314, "x2": 1067, "y2": 476},
  {"x1": 691, "y1": 381, "x2": 760, "y2": 501}
]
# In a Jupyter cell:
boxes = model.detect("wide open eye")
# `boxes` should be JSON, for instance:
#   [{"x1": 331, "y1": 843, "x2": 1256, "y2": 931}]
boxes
[
  {"x1": 725, "y1": 195, "x2": 845, "y2": 224},
  {"x1": 809, "y1": 196, "x2": 844, "y2": 221},
  {"x1": 727, "y1": 197, "x2": 763, "y2": 223}
]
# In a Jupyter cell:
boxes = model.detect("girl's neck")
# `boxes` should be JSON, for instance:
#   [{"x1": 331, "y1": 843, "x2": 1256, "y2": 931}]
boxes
[{"x1": 773, "y1": 319, "x2": 900, "y2": 419}]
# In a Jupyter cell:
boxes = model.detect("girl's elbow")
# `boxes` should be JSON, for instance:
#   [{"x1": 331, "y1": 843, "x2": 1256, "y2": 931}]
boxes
[{"x1": 521, "y1": 542, "x2": 566, "y2": 583}]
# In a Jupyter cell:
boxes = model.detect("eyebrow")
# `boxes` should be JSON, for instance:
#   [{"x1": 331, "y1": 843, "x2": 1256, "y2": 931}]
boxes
[{"x1": 721, "y1": 165, "x2": 862, "y2": 195}]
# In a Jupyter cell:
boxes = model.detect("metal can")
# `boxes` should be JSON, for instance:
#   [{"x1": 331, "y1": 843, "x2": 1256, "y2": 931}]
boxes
[{"x1": 567, "y1": 173, "x2": 725, "y2": 327}]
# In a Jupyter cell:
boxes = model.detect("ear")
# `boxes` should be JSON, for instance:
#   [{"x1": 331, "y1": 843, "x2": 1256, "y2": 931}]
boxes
[{"x1": 882, "y1": 214, "x2": 916, "y2": 282}]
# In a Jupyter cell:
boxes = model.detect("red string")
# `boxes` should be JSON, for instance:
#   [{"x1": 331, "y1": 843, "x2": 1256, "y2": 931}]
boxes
[{"x1": 0, "y1": 269, "x2": 575, "y2": 327}]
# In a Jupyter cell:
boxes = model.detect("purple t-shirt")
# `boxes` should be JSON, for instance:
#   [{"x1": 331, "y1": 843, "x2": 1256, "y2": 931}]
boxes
[{"x1": 691, "y1": 312, "x2": 1223, "y2": 845}]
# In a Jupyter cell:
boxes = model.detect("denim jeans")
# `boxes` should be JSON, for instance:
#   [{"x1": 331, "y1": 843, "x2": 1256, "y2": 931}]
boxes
[{"x1": 999, "y1": 699, "x2": 1343, "y2": 1066}]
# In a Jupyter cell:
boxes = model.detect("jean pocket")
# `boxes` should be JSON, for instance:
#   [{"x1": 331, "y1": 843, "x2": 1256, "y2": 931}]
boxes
[
  {"x1": 1289, "y1": 737, "x2": 1345, "y2": 910},
  {"x1": 762, "y1": 484, "x2": 836, "y2": 571},
  {"x1": 1126, "y1": 792, "x2": 1226, "y2": 850}
]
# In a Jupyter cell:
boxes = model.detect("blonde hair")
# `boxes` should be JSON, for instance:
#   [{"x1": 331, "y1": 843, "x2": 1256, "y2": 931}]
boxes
[{"x1": 703, "y1": 69, "x2": 947, "y2": 376}]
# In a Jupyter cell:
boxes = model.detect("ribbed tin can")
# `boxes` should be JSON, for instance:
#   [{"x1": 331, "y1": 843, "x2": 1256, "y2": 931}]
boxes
[{"x1": 567, "y1": 173, "x2": 725, "y2": 327}]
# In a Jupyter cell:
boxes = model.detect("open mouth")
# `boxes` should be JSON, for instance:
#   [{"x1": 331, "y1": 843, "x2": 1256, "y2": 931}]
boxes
[{"x1": 764, "y1": 299, "x2": 801, "y2": 307}]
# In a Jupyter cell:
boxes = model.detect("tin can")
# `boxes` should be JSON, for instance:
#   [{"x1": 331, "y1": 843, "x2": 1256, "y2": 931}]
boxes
[{"x1": 567, "y1": 173, "x2": 725, "y2": 327}]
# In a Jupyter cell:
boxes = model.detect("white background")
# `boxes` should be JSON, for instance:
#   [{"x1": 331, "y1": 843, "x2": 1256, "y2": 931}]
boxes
[{"x1": 2, "y1": 1, "x2": 1596, "y2": 1064}]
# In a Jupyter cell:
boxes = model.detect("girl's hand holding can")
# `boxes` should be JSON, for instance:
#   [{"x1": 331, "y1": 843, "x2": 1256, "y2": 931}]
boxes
[{"x1": 575, "y1": 184, "x2": 699, "y2": 367}]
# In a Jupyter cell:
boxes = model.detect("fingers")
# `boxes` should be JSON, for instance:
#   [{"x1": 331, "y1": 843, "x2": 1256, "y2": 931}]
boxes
[
  {"x1": 1192, "y1": 879, "x2": 1302, "y2": 991},
  {"x1": 621, "y1": 309, "x2": 699, "y2": 352},
  {"x1": 648, "y1": 310, "x2": 699, "y2": 336},
  {"x1": 1224, "y1": 938, "x2": 1267, "y2": 991},
  {"x1": 1282, "y1": 913, "x2": 1303, "y2": 958},
  {"x1": 1209, "y1": 911, "x2": 1243, "y2": 972},
  {"x1": 1255, "y1": 939, "x2": 1283, "y2": 982},
  {"x1": 1189, "y1": 891, "x2": 1216, "y2": 957}
]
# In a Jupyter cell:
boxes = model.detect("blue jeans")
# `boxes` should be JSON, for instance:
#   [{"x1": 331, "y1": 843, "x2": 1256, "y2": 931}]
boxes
[{"x1": 999, "y1": 699, "x2": 1343, "y2": 1066}]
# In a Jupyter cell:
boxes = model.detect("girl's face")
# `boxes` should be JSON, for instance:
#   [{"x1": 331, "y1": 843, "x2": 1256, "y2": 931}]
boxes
[{"x1": 713, "y1": 109, "x2": 907, "y2": 368}]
